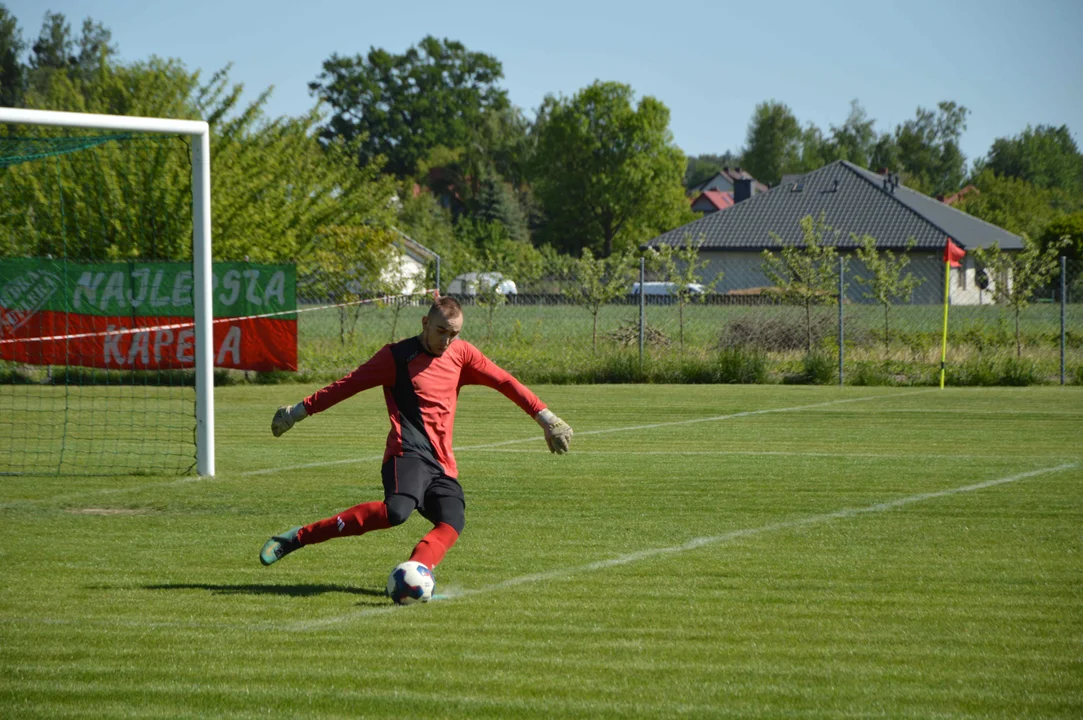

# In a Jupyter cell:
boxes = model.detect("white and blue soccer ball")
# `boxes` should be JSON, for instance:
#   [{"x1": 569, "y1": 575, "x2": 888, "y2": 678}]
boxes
[{"x1": 386, "y1": 561, "x2": 435, "y2": 605}]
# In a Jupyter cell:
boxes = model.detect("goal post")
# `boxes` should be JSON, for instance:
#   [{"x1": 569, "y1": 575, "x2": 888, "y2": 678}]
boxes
[{"x1": 0, "y1": 108, "x2": 215, "y2": 476}]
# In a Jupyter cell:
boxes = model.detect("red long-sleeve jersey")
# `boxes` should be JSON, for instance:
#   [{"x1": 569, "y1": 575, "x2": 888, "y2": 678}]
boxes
[{"x1": 301, "y1": 336, "x2": 544, "y2": 478}]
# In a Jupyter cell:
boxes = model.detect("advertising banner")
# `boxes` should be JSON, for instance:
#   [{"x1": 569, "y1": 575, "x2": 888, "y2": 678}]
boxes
[{"x1": 0, "y1": 259, "x2": 297, "y2": 372}]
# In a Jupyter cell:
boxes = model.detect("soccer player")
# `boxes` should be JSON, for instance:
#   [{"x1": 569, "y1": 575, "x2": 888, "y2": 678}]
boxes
[{"x1": 259, "y1": 296, "x2": 573, "y2": 574}]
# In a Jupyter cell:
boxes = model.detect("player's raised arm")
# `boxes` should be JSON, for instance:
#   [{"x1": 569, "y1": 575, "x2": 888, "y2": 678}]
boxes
[
  {"x1": 460, "y1": 343, "x2": 573, "y2": 454},
  {"x1": 271, "y1": 345, "x2": 396, "y2": 437}
]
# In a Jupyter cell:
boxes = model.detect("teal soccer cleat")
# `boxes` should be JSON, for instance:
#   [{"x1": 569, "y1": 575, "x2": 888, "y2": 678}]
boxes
[{"x1": 260, "y1": 526, "x2": 303, "y2": 566}]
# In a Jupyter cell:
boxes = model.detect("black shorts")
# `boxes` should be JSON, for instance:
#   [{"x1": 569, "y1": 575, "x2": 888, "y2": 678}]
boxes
[{"x1": 381, "y1": 455, "x2": 465, "y2": 529}]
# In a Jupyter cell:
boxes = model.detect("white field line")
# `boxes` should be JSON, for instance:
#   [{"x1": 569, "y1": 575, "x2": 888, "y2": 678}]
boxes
[
  {"x1": 239, "y1": 389, "x2": 938, "y2": 478},
  {"x1": 470, "y1": 448, "x2": 1074, "y2": 462},
  {"x1": 0, "y1": 390, "x2": 926, "y2": 510},
  {"x1": 284, "y1": 461, "x2": 1078, "y2": 632}
]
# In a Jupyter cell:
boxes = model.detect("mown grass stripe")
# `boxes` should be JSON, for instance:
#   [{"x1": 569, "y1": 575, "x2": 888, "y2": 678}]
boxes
[
  {"x1": 1, "y1": 390, "x2": 927, "y2": 509},
  {"x1": 284, "y1": 461, "x2": 1077, "y2": 631}
]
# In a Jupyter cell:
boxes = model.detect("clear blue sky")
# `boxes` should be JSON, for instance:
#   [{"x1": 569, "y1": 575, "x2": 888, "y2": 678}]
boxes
[{"x1": 7, "y1": 0, "x2": 1082, "y2": 167}]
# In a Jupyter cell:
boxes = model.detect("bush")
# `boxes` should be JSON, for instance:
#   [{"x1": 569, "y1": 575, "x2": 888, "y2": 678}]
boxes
[
  {"x1": 784, "y1": 353, "x2": 836, "y2": 385},
  {"x1": 848, "y1": 361, "x2": 894, "y2": 386},
  {"x1": 949, "y1": 356, "x2": 1043, "y2": 386},
  {"x1": 715, "y1": 346, "x2": 768, "y2": 384}
]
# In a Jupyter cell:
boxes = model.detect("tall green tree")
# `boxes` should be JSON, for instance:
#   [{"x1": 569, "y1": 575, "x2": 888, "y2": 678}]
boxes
[
  {"x1": 3, "y1": 46, "x2": 396, "y2": 264},
  {"x1": 0, "y1": 5, "x2": 26, "y2": 108},
  {"x1": 531, "y1": 80, "x2": 693, "y2": 257},
  {"x1": 476, "y1": 173, "x2": 528, "y2": 242},
  {"x1": 741, "y1": 100, "x2": 803, "y2": 186},
  {"x1": 954, "y1": 169, "x2": 1062, "y2": 240},
  {"x1": 310, "y1": 36, "x2": 509, "y2": 178},
  {"x1": 977, "y1": 124, "x2": 1083, "y2": 194},
  {"x1": 1038, "y1": 212, "x2": 1083, "y2": 292},
  {"x1": 882, "y1": 101, "x2": 969, "y2": 195},
  {"x1": 828, "y1": 100, "x2": 877, "y2": 168}
]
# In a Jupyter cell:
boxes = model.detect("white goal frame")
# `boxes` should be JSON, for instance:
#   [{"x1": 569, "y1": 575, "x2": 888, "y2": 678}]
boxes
[{"x1": 0, "y1": 107, "x2": 215, "y2": 476}]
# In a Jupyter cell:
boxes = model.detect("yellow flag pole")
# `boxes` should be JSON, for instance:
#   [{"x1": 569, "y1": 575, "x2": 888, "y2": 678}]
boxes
[{"x1": 939, "y1": 256, "x2": 951, "y2": 389}]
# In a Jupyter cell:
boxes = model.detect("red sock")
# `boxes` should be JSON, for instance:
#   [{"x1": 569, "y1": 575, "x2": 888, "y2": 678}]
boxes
[
  {"x1": 409, "y1": 522, "x2": 460, "y2": 569},
  {"x1": 296, "y1": 501, "x2": 390, "y2": 546}
]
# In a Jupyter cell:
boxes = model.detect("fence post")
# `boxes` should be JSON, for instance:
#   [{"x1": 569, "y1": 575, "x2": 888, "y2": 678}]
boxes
[
  {"x1": 1061, "y1": 255, "x2": 1067, "y2": 386},
  {"x1": 838, "y1": 255, "x2": 844, "y2": 386},
  {"x1": 639, "y1": 256, "x2": 645, "y2": 367}
]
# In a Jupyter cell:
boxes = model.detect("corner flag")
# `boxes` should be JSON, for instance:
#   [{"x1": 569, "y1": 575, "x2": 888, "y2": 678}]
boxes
[
  {"x1": 944, "y1": 238, "x2": 966, "y2": 268},
  {"x1": 940, "y1": 238, "x2": 966, "y2": 388}
]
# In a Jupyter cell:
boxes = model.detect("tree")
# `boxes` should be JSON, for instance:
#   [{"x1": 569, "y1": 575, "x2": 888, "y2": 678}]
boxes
[
  {"x1": 310, "y1": 36, "x2": 509, "y2": 178},
  {"x1": 1038, "y1": 212, "x2": 1083, "y2": 293},
  {"x1": 889, "y1": 102, "x2": 969, "y2": 195},
  {"x1": 296, "y1": 224, "x2": 401, "y2": 346},
  {"x1": 684, "y1": 151, "x2": 740, "y2": 189},
  {"x1": 531, "y1": 80, "x2": 693, "y2": 257},
  {"x1": 28, "y1": 10, "x2": 71, "y2": 71},
  {"x1": 647, "y1": 238, "x2": 722, "y2": 351},
  {"x1": 2, "y1": 45, "x2": 397, "y2": 264},
  {"x1": 741, "y1": 100, "x2": 803, "y2": 186},
  {"x1": 973, "y1": 236, "x2": 1066, "y2": 357},
  {"x1": 979, "y1": 125, "x2": 1083, "y2": 194},
  {"x1": 0, "y1": 6, "x2": 26, "y2": 108},
  {"x1": 761, "y1": 214, "x2": 840, "y2": 354},
  {"x1": 852, "y1": 235, "x2": 923, "y2": 349},
  {"x1": 828, "y1": 100, "x2": 877, "y2": 169},
  {"x1": 570, "y1": 248, "x2": 635, "y2": 355},
  {"x1": 953, "y1": 169, "x2": 1063, "y2": 240},
  {"x1": 475, "y1": 173, "x2": 528, "y2": 242},
  {"x1": 455, "y1": 216, "x2": 543, "y2": 341}
]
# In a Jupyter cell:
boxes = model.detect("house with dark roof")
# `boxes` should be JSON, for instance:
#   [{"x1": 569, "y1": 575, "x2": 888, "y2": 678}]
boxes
[{"x1": 647, "y1": 160, "x2": 1022, "y2": 305}]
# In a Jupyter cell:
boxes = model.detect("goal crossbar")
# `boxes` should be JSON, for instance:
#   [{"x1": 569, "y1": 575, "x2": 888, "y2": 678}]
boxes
[{"x1": 0, "y1": 107, "x2": 215, "y2": 476}]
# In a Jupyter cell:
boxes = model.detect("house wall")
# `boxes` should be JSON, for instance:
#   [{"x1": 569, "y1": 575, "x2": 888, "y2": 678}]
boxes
[
  {"x1": 381, "y1": 252, "x2": 427, "y2": 295},
  {"x1": 693, "y1": 250, "x2": 1006, "y2": 305},
  {"x1": 700, "y1": 177, "x2": 734, "y2": 193}
]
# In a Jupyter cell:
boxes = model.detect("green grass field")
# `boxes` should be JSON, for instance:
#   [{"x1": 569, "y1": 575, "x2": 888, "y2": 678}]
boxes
[{"x1": 2, "y1": 385, "x2": 1082, "y2": 718}]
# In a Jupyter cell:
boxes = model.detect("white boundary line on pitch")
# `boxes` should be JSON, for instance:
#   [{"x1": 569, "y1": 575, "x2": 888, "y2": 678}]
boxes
[
  {"x1": 469, "y1": 448, "x2": 1076, "y2": 462},
  {"x1": 241, "y1": 389, "x2": 938, "y2": 478},
  {"x1": 0, "y1": 389, "x2": 931, "y2": 510},
  {"x1": 284, "y1": 461, "x2": 1079, "y2": 631}
]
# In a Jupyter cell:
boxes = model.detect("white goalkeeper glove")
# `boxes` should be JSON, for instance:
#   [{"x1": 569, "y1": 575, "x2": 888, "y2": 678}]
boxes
[
  {"x1": 271, "y1": 402, "x2": 308, "y2": 437},
  {"x1": 534, "y1": 409, "x2": 572, "y2": 454}
]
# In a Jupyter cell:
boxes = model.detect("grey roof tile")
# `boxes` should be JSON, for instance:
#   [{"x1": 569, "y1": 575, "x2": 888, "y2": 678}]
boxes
[{"x1": 650, "y1": 161, "x2": 1023, "y2": 252}]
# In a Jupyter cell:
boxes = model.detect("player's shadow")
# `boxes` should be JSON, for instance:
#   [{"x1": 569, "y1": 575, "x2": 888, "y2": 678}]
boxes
[{"x1": 143, "y1": 583, "x2": 386, "y2": 598}]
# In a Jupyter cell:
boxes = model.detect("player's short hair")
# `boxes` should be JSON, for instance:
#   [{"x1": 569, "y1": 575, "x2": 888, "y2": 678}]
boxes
[{"x1": 428, "y1": 296, "x2": 462, "y2": 320}]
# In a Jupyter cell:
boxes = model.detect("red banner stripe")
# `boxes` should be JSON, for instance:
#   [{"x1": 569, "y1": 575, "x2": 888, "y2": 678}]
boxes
[{"x1": 0, "y1": 309, "x2": 296, "y2": 372}]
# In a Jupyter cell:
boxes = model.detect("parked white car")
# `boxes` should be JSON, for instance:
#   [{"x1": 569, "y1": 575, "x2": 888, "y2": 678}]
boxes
[
  {"x1": 630, "y1": 282, "x2": 706, "y2": 296},
  {"x1": 447, "y1": 272, "x2": 518, "y2": 296}
]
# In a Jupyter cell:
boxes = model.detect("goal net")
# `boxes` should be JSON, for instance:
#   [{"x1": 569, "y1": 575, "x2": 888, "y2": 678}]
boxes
[{"x1": 0, "y1": 110, "x2": 216, "y2": 476}]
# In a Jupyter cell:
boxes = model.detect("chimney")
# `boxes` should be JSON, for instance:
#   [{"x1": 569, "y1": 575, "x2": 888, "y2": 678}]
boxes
[{"x1": 734, "y1": 178, "x2": 753, "y2": 203}]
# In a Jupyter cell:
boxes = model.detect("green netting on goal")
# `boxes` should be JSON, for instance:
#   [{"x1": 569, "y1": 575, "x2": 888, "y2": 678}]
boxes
[{"x1": 0, "y1": 131, "x2": 197, "y2": 476}]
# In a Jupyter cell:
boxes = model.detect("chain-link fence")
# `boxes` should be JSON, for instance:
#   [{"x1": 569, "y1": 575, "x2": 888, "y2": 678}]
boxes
[{"x1": 292, "y1": 254, "x2": 1082, "y2": 387}]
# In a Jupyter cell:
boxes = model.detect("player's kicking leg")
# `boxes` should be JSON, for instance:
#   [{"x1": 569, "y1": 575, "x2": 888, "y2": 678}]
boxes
[{"x1": 259, "y1": 499, "x2": 393, "y2": 566}]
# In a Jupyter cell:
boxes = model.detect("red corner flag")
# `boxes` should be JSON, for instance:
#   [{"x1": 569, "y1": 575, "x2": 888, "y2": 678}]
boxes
[{"x1": 944, "y1": 238, "x2": 966, "y2": 267}]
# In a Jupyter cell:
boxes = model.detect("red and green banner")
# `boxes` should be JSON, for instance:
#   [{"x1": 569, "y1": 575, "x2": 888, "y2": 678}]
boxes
[{"x1": 0, "y1": 259, "x2": 296, "y2": 372}]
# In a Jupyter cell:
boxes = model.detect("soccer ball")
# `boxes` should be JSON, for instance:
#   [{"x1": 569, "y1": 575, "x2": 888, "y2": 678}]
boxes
[{"x1": 386, "y1": 561, "x2": 435, "y2": 605}]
